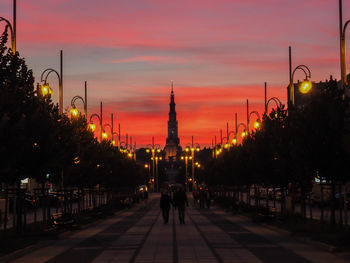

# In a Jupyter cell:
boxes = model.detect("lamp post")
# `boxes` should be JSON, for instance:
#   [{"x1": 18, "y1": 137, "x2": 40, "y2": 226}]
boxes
[
  {"x1": 246, "y1": 99, "x2": 261, "y2": 135},
  {"x1": 0, "y1": 0, "x2": 16, "y2": 54},
  {"x1": 236, "y1": 122, "x2": 247, "y2": 142},
  {"x1": 89, "y1": 102, "x2": 103, "y2": 141},
  {"x1": 339, "y1": 0, "x2": 350, "y2": 89},
  {"x1": 144, "y1": 164, "x2": 151, "y2": 185},
  {"x1": 146, "y1": 136, "x2": 161, "y2": 192},
  {"x1": 180, "y1": 155, "x2": 192, "y2": 192},
  {"x1": 289, "y1": 47, "x2": 312, "y2": 107},
  {"x1": 264, "y1": 82, "x2": 283, "y2": 114},
  {"x1": 185, "y1": 136, "x2": 200, "y2": 192},
  {"x1": 39, "y1": 50, "x2": 64, "y2": 114},
  {"x1": 70, "y1": 81, "x2": 87, "y2": 120},
  {"x1": 102, "y1": 113, "x2": 115, "y2": 142}
]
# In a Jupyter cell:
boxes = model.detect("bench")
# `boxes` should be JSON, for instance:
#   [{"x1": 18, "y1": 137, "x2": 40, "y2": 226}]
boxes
[{"x1": 51, "y1": 212, "x2": 76, "y2": 228}]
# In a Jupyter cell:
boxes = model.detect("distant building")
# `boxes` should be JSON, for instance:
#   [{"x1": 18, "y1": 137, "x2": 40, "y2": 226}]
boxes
[{"x1": 164, "y1": 84, "x2": 181, "y2": 160}]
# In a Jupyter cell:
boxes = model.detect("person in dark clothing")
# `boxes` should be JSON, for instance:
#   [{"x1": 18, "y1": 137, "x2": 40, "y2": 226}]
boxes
[
  {"x1": 205, "y1": 189, "x2": 211, "y2": 208},
  {"x1": 173, "y1": 187, "x2": 188, "y2": 224},
  {"x1": 199, "y1": 189, "x2": 206, "y2": 209},
  {"x1": 160, "y1": 191, "x2": 173, "y2": 224}
]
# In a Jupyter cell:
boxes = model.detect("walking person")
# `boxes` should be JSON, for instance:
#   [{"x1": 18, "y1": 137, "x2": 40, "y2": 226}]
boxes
[
  {"x1": 173, "y1": 186, "x2": 188, "y2": 224},
  {"x1": 205, "y1": 189, "x2": 211, "y2": 208},
  {"x1": 199, "y1": 189, "x2": 206, "y2": 209},
  {"x1": 160, "y1": 190, "x2": 173, "y2": 224}
]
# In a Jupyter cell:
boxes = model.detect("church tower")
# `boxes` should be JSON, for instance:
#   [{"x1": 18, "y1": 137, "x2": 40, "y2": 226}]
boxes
[{"x1": 164, "y1": 81, "x2": 181, "y2": 160}]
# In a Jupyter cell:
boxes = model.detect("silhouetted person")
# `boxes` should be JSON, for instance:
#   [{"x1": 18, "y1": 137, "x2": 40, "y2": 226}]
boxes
[
  {"x1": 192, "y1": 189, "x2": 199, "y2": 206},
  {"x1": 205, "y1": 189, "x2": 211, "y2": 208},
  {"x1": 173, "y1": 187, "x2": 188, "y2": 224},
  {"x1": 160, "y1": 191, "x2": 173, "y2": 224},
  {"x1": 199, "y1": 189, "x2": 206, "y2": 209}
]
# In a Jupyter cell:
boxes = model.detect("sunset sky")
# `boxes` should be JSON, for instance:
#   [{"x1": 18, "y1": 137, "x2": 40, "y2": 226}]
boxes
[{"x1": 1, "y1": 0, "x2": 348, "y2": 147}]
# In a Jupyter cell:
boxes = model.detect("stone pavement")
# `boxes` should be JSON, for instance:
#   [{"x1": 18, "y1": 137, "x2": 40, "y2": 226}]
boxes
[{"x1": 7, "y1": 193, "x2": 350, "y2": 263}]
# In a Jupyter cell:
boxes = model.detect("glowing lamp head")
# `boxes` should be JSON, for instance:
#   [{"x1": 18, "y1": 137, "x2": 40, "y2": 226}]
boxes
[
  {"x1": 102, "y1": 132, "x2": 108, "y2": 139},
  {"x1": 185, "y1": 147, "x2": 189, "y2": 152},
  {"x1": 145, "y1": 164, "x2": 149, "y2": 168},
  {"x1": 112, "y1": 140, "x2": 116, "y2": 146},
  {"x1": 181, "y1": 156, "x2": 184, "y2": 160},
  {"x1": 157, "y1": 149, "x2": 161, "y2": 153},
  {"x1": 241, "y1": 131, "x2": 247, "y2": 138},
  {"x1": 299, "y1": 79, "x2": 312, "y2": 94},
  {"x1": 197, "y1": 164, "x2": 201, "y2": 168},
  {"x1": 196, "y1": 147, "x2": 200, "y2": 152},
  {"x1": 254, "y1": 121, "x2": 260, "y2": 129},
  {"x1": 128, "y1": 153, "x2": 133, "y2": 158},
  {"x1": 89, "y1": 123, "x2": 96, "y2": 132},
  {"x1": 40, "y1": 84, "x2": 52, "y2": 97},
  {"x1": 224, "y1": 143, "x2": 229, "y2": 149},
  {"x1": 160, "y1": 157, "x2": 163, "y2": 160},
  {"x1": 70, "y1": 107, "x2": 79, "y2": 118},
  {"x1": 146, "y1": 149, "x2": 150, "y2": 153},
  {"x1": 232, "y1": 138, "x2": 237, "y2": 145}
]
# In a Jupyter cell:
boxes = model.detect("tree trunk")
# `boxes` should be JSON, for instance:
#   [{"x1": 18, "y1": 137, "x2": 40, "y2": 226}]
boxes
[
  {"x1": 330, "y1": 181, "x2": 336, "y2": 228},
  {"x1": 3, "y1": 185, "x2": 8, "y2": 233},
  {"x1": 345, "y1": 185, "x2": 348, "y2": 226},
  {"x1": 309, "y1": 193, "x2": 313, "y2": 220},
  {"x1": 339, "y1": 184, "x2": 343, "y2": 226},
  {"x1": 320, "y1": 183, "x2": 324, "y2": 223},
  {"x1": 41, "y1": 183, "x2": 46, "y2": 224}
]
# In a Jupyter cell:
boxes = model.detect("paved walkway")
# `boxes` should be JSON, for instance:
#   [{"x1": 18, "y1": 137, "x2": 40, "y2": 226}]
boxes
[{"x1": 7, "y1": 194, "x2": 350, "y2": 263}]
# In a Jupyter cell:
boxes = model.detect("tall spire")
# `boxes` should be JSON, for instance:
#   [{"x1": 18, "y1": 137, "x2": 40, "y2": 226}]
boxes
[{"x1": 171, "y1": 80, "x2": 174, "y2": 93}]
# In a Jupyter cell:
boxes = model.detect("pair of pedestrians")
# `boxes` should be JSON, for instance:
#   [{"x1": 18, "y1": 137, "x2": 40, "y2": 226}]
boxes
[{"x1": 160, "y1": 187, "x2": 188, "y2": 224}]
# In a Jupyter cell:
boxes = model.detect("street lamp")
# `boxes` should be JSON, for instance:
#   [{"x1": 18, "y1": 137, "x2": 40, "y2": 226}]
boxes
[
  {"x1": 146, "y1": 136, "x2": 162, "y2": 192},
  {"x1": 246, "y1": 99, "x2": 261, "y2": 135},
  {"x1": 186, "y1": 136, "x2": 200, "y2": 192},
  {"x1": 339, "y1": 0, "x2": 350, "y2": 89},
  {"x1": 180, "y1": 155, "x2": 192, "y2": 191},
  {"x1": 89, "y1": 102, "x2": 103, "y2": 141},
  {"x1": 264, "y1": 82, "x2": 283, "y2": 114},
  {"x1": 0, "y1": 0, "x2": 16, "y2": 55},
  {"x1": 70, "y1": 81, "x2": 88, "y2": 120},
  {"x1": 237, "y1": 122, "x2": 247, "y2": 141},
  {"x1": 288, "y1": 47, "x2": 312, "y2": 106},
  {"x1": 222, "y1": 122, "x2": 237, "y2": 149},
  {"x1": 39, "y1": 50, "x2": 64, "y2": 114}
]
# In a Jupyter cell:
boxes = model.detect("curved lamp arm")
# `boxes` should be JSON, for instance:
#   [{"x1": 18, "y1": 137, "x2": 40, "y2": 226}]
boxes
[
  {"x1": 342, "y1": 19, "x2": 350, "y2": 38},
  {"x1": 103, "y1": 123, "x2": 112, "y2": 133},
  {"x1": 266, "y1": 97, "x2": 282, "y2": 109},
  {"x1": 0, "y1": 17, "x2": 15, "y2": 53},
  {"x1": 249, "y1": 111, "x2": 261, "y2": 121},
  {"x1": 292, "y1": 65, "x2": 311, "y2": 81},
  {"x1": 227, "y1": 131, "x2": 236, "y2": 142},
  {"x1": 237, "y1": 123, "x2": 247, "y2": 138},
  {"x1": 71, "y1": 95, "x2": 85, "y2": 108},
  {"x1": 89, "y1": 113, "x2": 101, "y2": 123},
  {"x1": 40, "y1": 68, "x2": 61, "y2": 84}
]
